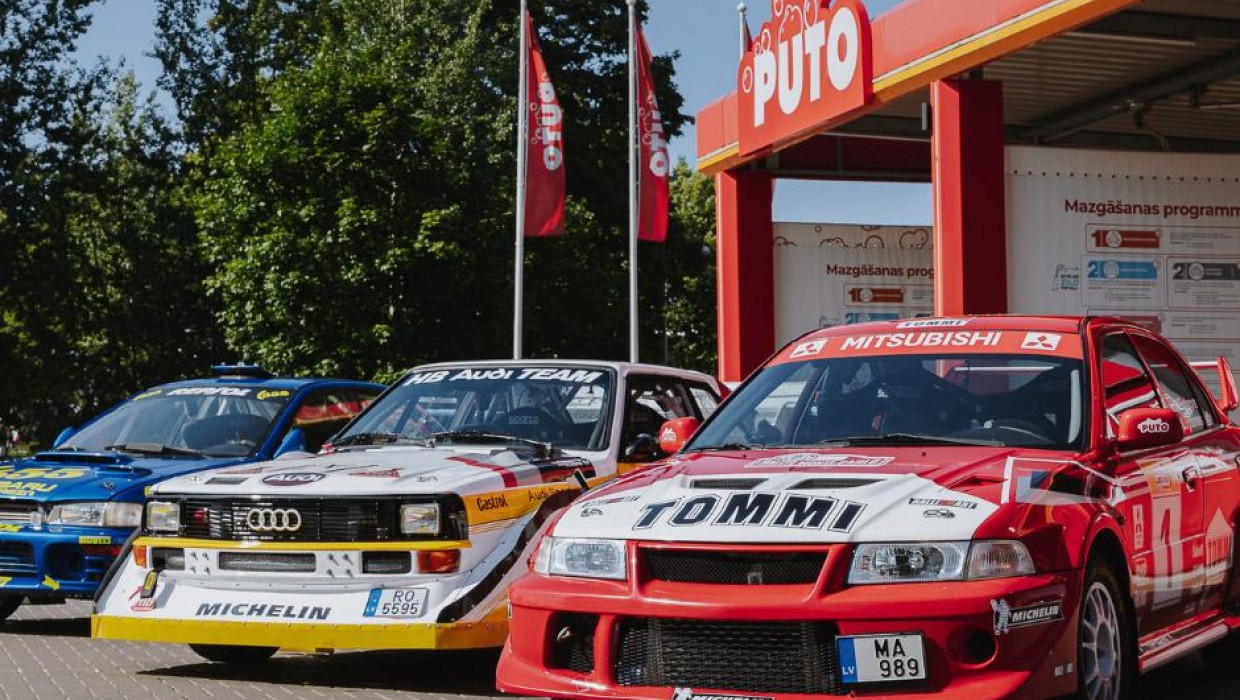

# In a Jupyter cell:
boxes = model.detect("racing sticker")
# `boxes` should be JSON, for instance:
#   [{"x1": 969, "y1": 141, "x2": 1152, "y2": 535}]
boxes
[
  {"x1": 256, "y1": 389, "x2": 291, "y2": 401},
  {"x1": 167, "y1": 387, "x2": 253, "y2": 397},
  {"x1": 747, "y1": 453, "x2": 894, "y2": 469},
  {"x1": 352, "y1": 468, "x2": 402, "y2": 478},
  {"x1": 907, "y1": 497, "x2": 978, "y2": 510},
  {"x1": 635, "y1": 493, "x2": 865, "y2": 532},
  {"x1": 261, "y1": 473, "x2": 327, "y2": 486},
  {"x1": 991, "y1": 598, "x2": 1063, "y2": 635},
  {"x1": 788, "y1": 339, "x2": 828, "y2": 359},
  {"x1": 671, "y1": 690, "x2": 772, "y2": 700},
  {"x1": 895, "y1": 319, "x2": 971, "y2": 329},
  {"x1": 194, "y1": 602, "x2": 331, "y2": 620},
  {"x1": 405, "y1": 367, "x2": 604, "y2": 385}
]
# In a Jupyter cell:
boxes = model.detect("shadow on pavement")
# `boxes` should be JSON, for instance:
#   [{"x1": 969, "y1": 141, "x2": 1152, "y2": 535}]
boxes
[
  {"x1": 0, "y1": 615, "x2": 90, "y2": 638},
  {"x1": 140, "y1": 648, "x2": 508, "y2": 696}
]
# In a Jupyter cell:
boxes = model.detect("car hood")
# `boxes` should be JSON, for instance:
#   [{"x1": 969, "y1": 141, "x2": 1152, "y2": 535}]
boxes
[
  {"x1": 150, "y1": 446, "x2": 594, "y2": 498},
  {"x1": 0, "y1": 453, "x2": 247, "y2": 503},
  {"x1": 551, "y1": 446, "x2": 1080, "y2": 543}
]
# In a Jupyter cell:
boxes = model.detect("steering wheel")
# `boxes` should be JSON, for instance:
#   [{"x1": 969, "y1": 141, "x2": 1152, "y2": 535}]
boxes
[
  {"x1": 869, "y1": 373, "x2": 981, "y2": 433},
  {"x1": 498, "y1": 406, "x2": 565, "y2": 442}
]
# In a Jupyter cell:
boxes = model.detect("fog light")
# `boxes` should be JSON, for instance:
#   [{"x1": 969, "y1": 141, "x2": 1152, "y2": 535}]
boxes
[
  {"x1": 417, "y1": 549, "x2": 460, "y2": 574},
  {"x1": 151, "y1": 548, "x2": 185, "y2": 571},
  {"x1": 363, "y1": 551, "x2": 412, "y2": 574}
]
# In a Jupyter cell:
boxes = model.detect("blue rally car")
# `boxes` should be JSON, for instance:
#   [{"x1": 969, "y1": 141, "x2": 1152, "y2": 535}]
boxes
[{"x1": 0, "y1": 365, "x2": 383, "y2": 619}]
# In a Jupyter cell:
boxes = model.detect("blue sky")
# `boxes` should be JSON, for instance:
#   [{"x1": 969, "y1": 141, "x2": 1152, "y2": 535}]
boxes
[{"x1": 77, "y1": 0, "x2": 930, "y2": 225}]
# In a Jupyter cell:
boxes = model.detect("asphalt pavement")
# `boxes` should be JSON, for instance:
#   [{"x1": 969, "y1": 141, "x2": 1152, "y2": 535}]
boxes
[{"x1": 1, "y1": 600, "x2": 1238, "y2": 699}]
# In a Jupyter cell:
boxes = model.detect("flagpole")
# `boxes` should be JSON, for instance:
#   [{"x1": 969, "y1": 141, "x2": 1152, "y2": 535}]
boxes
[
  {"x1": 738, "y1": 2, "x2": 748, "y2": 58},
  {"x1": 627, "y1": 0, "x2": 639, "y2": 363},
  {"x1": 513, "y1": 0, "x2": 529, "y2": 360}
]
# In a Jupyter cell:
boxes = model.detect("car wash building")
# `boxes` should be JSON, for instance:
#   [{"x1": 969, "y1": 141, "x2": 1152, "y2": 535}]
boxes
[{"x1": 697, "y1": 0, "x2": 1240, "y2": 382}]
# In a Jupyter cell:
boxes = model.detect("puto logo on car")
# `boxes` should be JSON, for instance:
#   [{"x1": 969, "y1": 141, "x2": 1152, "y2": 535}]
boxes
[
  {"x1": 737, "y1": 0, "x2": 873, "y2": 156},
  {"x1": 1138, "y1": 418, "x2": 1171, "y2": 434}
]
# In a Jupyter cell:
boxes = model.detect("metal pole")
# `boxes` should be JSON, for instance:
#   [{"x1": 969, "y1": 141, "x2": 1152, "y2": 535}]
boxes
[
  {"x1": 513, "y1": 0, "x2": 529, "y2": 360},
  {"x1": 627, "y1": 0, "x2": 639, "y2": 363},
  {"x1": 738, "y1": 2, "x2": 747, "y2": 59}
]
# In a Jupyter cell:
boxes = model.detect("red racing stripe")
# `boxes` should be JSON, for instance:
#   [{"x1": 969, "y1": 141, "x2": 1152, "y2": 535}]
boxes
[{"x1": 447, "y1": 456, "x2": 518, "y2": 488}]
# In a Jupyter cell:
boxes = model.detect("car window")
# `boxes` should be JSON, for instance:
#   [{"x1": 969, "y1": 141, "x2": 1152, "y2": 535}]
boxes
[
  {"x1": 339, "y1": 367, "x2": 615, "y2": 450},
  {"x1": 689, "y1": 385, "x2": 720, "y2": 419},
  {"x1": 1131, "y1": 335, "x2": 1214, "y2": 434},
  {"x1": 690, "y1": 353, "x2": 1085, "y2": 450},
  {"x1": 290, "y1": 388, "x2": 376, "y2": 453},
  {"x1": 1099, "y1": 333, "x2": 1162, "y2": 437},
  {"x1": 620, "y1": 376, "x2": 698, "y2": 450},
  {"x1": 59, "y1": 387, "x2": 292, "y2": 458}
]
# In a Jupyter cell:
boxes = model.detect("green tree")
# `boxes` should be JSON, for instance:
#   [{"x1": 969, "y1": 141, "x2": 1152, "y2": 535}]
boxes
[{"x1": 182, "y1": 0, "x2": 708, "y2": 381}]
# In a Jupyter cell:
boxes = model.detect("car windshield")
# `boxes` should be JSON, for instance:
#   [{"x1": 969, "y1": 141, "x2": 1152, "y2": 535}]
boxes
[
  {"x1": 60, "y1": 387, "x2": 292, "y2": 458},
  {"x1": 690, "y1": 354, "x2": 1086, "y2": 450},
  {"x1": 338, "y1": 366, "x2": 615, "y2": 451}
]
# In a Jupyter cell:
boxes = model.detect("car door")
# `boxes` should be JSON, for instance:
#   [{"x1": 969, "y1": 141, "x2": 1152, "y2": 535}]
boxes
[
  {"x1": 1131, "y1": 332, "x2": 1237, "y2": 615},
  {"x1": 1099, "y1": 331, "x2": 1203, "y2": 635}
]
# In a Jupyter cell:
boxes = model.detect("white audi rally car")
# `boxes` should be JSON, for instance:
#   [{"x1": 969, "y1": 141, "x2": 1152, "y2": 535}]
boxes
[{"x1": 92, "y1": 360, "x2": 720, "y2": 663}]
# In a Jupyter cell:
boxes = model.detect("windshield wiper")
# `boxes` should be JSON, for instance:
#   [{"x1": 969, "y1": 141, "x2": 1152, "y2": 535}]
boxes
[
  {"x1": 426, "y1": 430, "x2": 552, "y2": 456},
  {"x1": 687, "y1": 442, "x2": 767, "y2": 452},
  {"x1": 817, "y1": 433, "x2": 1001, "y2": 447},
  {"x1": 332, "y1": 432, "x2": 426, "y2": 448},
  {"x1": 104, "y1": 442, "x2": 206, "y2": 458}
]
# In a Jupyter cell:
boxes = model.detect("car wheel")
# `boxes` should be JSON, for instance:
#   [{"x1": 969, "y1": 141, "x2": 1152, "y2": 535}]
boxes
[
  {"x1": 1076, "y1": 563, "x2": 1136, "y2": 700},
  {"x1": 189, "y1": 644, "x2": 278, "y2": 664},
  {"x1": 0, "y1": 595, "x2": 20, "y2": 621}
]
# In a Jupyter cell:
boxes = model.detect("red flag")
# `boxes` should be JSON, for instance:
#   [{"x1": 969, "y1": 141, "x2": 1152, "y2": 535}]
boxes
[
  {"x1": 523, "y1": 13, "x2": 565, "y2": 237},
  {"x1": 635, "y1": 27, "x2": 669, "y2": 243}
]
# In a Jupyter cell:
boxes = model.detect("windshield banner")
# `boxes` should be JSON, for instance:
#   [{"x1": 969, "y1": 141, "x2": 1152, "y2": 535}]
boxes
[{"x1": 774, "y1": 328, "x2": 1083, "y2": 364}]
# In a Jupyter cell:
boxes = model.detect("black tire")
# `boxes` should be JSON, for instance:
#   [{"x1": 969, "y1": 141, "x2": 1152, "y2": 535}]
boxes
[
  {"x1": 1076, "y1": 562, "x2": 1137, "y2": 700},
  {"x1": 0, "y1": 595, "x2": 20, "y2": 621},
  {"x1": 1202, "y1": 632, "x2": 1240, "y2": 676},
  {"x1": 189, "y1": 644, "x2": 278, "y2": 664}
]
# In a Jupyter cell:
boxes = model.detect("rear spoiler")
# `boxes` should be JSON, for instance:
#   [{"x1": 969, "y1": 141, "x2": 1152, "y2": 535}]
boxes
[{"x1": 1190, "y1": 357, "x2": 1239, "y2": 413}]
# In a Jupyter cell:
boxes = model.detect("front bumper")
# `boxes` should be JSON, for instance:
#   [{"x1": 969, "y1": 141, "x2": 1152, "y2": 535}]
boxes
[
  {"x1": 92, "y1": 537, "x2": 510, "y2": 651},
  {"x1": 0, "y1": 526, "x2": 126, "y2": 598},
  {"x1": 497, "y1": 543, "x2": 1081, "y2": 700}
]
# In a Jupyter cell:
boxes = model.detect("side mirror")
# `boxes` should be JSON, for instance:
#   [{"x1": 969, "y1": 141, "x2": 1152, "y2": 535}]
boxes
[
  {"x1": 52, "y1": 426, "x2": 75, "y2": 449},
  {"x1": 274, "y1": 428, "x2": 307, "y2": 458},
  {"x1": 658, "y1": 417, "x2": 701, "y2": 455},
  {"x1": 623, "y1": 433, "x2": 660, "y2": 462},
  {"x1": 1116, "y1": 408, "x2": 1183, "y2": 452}
]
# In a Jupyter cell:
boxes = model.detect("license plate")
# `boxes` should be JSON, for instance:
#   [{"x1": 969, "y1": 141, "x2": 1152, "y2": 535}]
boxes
[
  {"x1": 837, "y1": 633, "x2": 927, "y2": 684},
  {"x1": 363, "y1": 588, "x2": 429, "y2": 618}
]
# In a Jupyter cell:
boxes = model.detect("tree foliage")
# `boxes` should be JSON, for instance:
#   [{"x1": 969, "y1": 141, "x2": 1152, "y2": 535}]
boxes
[{"x1": 1, "y1": 0, "x2": 720, "y2": 441}]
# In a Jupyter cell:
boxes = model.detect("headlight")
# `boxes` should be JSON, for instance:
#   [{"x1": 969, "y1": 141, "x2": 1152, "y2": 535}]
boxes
[
  {"x1": 145, "y1": 501, "x2": 181, "y2": 532},
  {"x1": 534, "y1": 537, "x2": 627, "y2": 580},
  {"x1": 400, "y1": 503, "x2": 441, "y2": 535},
  {"x1": 46, "y1": 502, "x2": 143, "y2": 528},
  {"x1": 849, "y1": 540, "x2": 1035, "y2": 584}
]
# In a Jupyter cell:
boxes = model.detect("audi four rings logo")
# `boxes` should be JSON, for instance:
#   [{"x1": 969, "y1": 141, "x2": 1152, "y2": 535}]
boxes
[{"x1": 246, "y1": 508, "x2": 302, "y2": 532}]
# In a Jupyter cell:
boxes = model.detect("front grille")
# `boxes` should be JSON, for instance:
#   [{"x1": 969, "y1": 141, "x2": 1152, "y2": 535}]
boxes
[
  {"x1": 0, "y1": 541, "x2": 35, "y2": 577},
  {"x1": 643, "y1": 548, "x2": 826, "y2": 585},
  {"x1": 614, "y1": 618, "x2": 844, "y2": 695},
  {"x1": 179, "y1": 499, "x2": 400, "y2": 542},
  {"x1": 0, "y1": 501, "x2": 35, "y2": 524},
  {"x1": 218, "y1": 551, "x2": 316, "y2": 573}
]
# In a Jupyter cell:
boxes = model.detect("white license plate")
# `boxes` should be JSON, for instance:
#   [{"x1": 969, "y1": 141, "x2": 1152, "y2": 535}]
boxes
[
  {"x1": 837, "y1": 633, "x2": 927, "y2": 684},
  {"x1": 363, "y1": 588, "x2": 429, "y2": 619}
]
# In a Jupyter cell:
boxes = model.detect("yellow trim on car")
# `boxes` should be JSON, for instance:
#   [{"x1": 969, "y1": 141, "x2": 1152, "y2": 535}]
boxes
[
  {"x1": 91, "y1": 606, "x2": 510, "y2": 652},
  {"x1": 133, "y1": 537, "x2": 471, "y2": 551}
]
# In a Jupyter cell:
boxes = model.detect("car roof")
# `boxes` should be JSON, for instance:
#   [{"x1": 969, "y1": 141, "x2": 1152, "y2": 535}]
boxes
[
  {"x1": 409, "y1": 359, "x2": 718, "y2": 384},
  {"x1": 151, "y1": 376, "x2": 379, "y2": 392}
]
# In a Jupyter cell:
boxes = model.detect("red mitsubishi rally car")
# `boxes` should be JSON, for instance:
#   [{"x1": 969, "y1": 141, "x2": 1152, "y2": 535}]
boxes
[{"x1": 497, "y1": 316, "x2": 1240, "y2": 700}]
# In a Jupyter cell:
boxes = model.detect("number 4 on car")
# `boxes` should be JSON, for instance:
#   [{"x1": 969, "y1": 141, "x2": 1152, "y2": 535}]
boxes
[{"x1": 497, "y1": 316, "x2": 1240, "y2": 700}]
